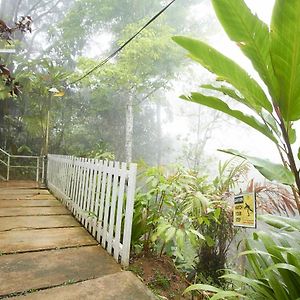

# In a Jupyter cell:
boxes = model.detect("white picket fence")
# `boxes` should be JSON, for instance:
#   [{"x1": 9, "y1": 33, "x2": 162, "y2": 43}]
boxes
[{"x1": 47, "y1": 154, "x2": 137, "y2": 266}]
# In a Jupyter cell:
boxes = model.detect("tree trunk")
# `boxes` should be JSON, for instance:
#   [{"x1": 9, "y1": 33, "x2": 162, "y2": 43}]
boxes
[
  {"x1": 0, "y1": 2, "x2": 5, "y2": 19},
  {"x1": 125, "y1": 93, "x2": 133, "y2": 163},
  {"x1": 194, "y1": 106, "x2": 202, "y2": 170},
  {"x1": 156, "y1": 101, "x2": 162, "y2": 166}
]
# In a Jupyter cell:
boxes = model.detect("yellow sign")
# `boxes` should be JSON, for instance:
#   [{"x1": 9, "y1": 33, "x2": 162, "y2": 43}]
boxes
[{"x1": 233, "y1": 193, "x2": 256, "y2": 228}]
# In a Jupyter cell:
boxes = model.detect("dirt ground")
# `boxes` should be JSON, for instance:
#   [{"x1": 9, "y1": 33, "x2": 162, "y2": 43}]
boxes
[{"x1": 129, "y1": 254, "x2": 193, "y2": 300}]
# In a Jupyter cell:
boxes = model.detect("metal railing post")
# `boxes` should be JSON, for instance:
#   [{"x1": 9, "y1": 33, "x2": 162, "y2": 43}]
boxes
[
  {"x1": 36, "y1": 157, "x2": 40, "y2": 182},
  {"x1": 42, "y1": 156, "x2": 45, "y2": 184},
  {"x1": 7, "y1": 155, "x2": 10, "y2": 181}
]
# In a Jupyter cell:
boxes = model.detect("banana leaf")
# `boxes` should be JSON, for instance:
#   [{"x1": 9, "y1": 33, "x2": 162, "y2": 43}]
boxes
[
  {"x1": 172, "y1": 36, "x2": 273, "y2": 113},
  {"x1": 270, "y1": 0, "x2": 300, "y2": 121},
  {"x1": 220, "y1": 149, "x2": 294, "y2": 185},
  {"x1": 181, "y1": 93, "x2": 277, "y2": 143}
]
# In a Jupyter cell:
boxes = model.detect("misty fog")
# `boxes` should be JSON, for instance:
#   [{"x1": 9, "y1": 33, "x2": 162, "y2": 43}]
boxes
[{"x1": 0, "y1": 0, "x2": 280, "y2": 177}]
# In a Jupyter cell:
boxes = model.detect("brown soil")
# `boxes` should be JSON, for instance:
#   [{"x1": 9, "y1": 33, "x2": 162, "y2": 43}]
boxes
[{"x1": 129, "y1": 254, "x2": 192, "y2": 300}]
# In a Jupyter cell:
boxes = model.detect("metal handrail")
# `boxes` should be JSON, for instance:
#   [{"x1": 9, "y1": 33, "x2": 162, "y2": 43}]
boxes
[
  {"x1": 10, "y1": 155, "x2": 42, "y2": 159},
  {"x1": 0, "y1": 159, "x2": 7, "y2": 166},
  {"x1": 0, "y1": 148, "x2": 10, "y2": 157},
  {"x1": 0, "y1": 148, "x2": 45, "y2": 182}
]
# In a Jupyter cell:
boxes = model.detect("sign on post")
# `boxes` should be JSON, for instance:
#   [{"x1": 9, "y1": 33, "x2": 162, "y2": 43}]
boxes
[{"x1": 233, "y1": 192, "x2": 256, "y2": 228}]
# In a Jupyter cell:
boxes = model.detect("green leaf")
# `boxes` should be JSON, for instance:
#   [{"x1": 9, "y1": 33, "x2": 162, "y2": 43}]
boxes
[
  {"x1": 214, "y1": 207, "x2": 221, "y2": 219},
  {"x1": 0, "y1": 90, "x2": 9, "y2": 100},
  {"x1": 220, "y1": 149, "x2": 294, "y2": 185},
  {"x1": 175, "y1": 229, "x2": 185, "y2": 250},
  {"x1": 182, "y1": 93, "x2": 277, "y2": 143},
  {"x1": 184, "y1": 283, "x2": 222, "y2": 294},
  {"x1": 201, "y1": 84, "x2": 250, "y2": 108},
  {"x1": 187, "y1": 230, "x2": 198, "y2": 247},
  {"x1": 259, "y1": 215, "x2": 300, "y2": 231},
  {"x1": 266, "y1": 263, "x2": 300, "y2": 277},
  {"x1": 270, "y1": 0, "x2": 300, "y2": 121},
  {"x1": 239, "y1": 249, "x2": 276, "y2": 259},
  {"x1": 212, "y1": 0, "x2": 278, "y2": 99},
  {"x1": 205, "y1": 235, "x2": 215, "y2": 247},
  {"x1": 151, "y1": 222, "x2": 171, "y2": 242},
  {"x1": 288, "y1": 126, "x2": 296, "y2": 144},
  {"x1": 210, "y1": 291, "x2": 247, "y2": 300},
  {"x1": 222, "y1": 273, "x2": 274, "y2": 299},
  {"x1": 172, "y1": 36, "x2": 273, "y2": 113},
  {"x1": 164, "y1": 226, "x2": 176, "y2": 243},
  {"x1": 189, "y1": 229, "x2": 205, "y2": 240},
  {"x1": 267, "y1": 271, "x2": 291, "y2": 300},
  {"x1": 261, "y1": 110, "x2": 281, "y2": 137},
  {"x1": 298, "y1": 147, "x2": 300, "y2": 161}
]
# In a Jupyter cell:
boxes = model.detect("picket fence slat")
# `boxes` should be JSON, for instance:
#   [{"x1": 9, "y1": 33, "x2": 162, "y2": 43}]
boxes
[
  {"x1": 93, "y1": 161, "x2": 103, "y2": 238},
  {"x1": 46, "y1": 154, "x2": 136, "y2": 266},
  {"x1": 113, "y1": 162, "x2": 127, "y2": 261},
  {"x1": 97, "y1": 160, "x2": 108, "y2": 243},
  {"x1": 107, "y1": 162, "x2": 119, "y2": 254},
  {"x1": 88, "y1": 160, "x2": 98, "y2": 233},
  {"x1": 102, "y1": 161, "x2": 113, "y2": 249}
]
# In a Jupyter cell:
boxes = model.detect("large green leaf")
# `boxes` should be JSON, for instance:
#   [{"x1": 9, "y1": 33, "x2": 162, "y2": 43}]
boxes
[
  {"x1": 220, "y1": 149, "x2": 294, "y2": 185},
  {"x1": 201, "y1": 84, "x2": 250, "y2": 107},
  {"x1": 267, "y1": 263, "x2": 300, "y2": 278},
  {"x1": 212, "y1": 0, "x2": 278, "y2": 99},
  {"x1": 184, "y1": 284, "x2": 222, "y2": 294},
  {"x1": 222, "y1": 273, "x2": 275, "y2": 299},
  {"x1": 256, "y1": 231, "x2": 300, "y2": 299},
  {"x1": 259, "y1": 215, "x2": 300, "y2": 231},
  {"x1": 182, "y1": 93, "x2": 277, "y2": 143},
  {"x1": 172, "y1": 36, "x2": 273, "y2": 113},
  {"x1": 270, "y1": 0, "x2": 300, "y2": 121}
]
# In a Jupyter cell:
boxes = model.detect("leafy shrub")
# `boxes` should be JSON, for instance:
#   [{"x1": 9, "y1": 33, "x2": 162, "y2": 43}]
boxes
[
  {"x1": 131, "y1": 160, "x2": 247, "y2": 286},
  {"x1": 185, "y1": 215, "x2": 300, "y2": 299}
]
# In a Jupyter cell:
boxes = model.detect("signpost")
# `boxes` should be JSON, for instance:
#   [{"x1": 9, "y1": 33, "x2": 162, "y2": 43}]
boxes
[{"x1": 233, "y1": 192, "x2": 256, "y2": 228}]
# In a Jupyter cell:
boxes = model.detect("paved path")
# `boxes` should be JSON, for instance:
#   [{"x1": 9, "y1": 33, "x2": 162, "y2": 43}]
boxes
[{"x1": 0, "y1": 181, "x2": 154, "y2": 299}]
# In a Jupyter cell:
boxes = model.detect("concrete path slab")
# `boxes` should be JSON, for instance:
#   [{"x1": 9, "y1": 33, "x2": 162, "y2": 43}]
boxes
[
  {"x1": 0, "y1": 199, "x2": 61, "y2": 207},
  {"x1": 0, "y1": 246, "x2": 121, "y2": 297},
  {"x1": 9, "y1": 272, "x2": 156, "y2": 300},
  {"x1": 0, "y1": 194, "x2": 56, "y2": 200},
  {"x1": 0, "y1": 215, "x2": 80, "y2": 231},
  {"x1": 0, "y1": 227, "x2": 97, "y2": 253},
  {"x1": 0, "y1": 206, "x2": 71, "y2": 217},
  {"x1": 0, "y1": 184, "x2": 154, "y2": 300},
  {"x1": 0, "y1": 181, "x2": 39, "y2": 189},
  {"x1": 0, "y1": 189, "x2": 49, "y2": 195}
]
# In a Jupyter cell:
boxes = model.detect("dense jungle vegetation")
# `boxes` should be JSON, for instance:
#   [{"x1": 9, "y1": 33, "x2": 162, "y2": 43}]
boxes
[{"x1": 1, "y1": 0, "x2": 300, "y2": 299}]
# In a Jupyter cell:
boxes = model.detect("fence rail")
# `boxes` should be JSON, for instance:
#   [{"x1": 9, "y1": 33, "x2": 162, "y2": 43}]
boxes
[
  {"x1": 0, "y1": 148, "x2": 44, "y2": 181},
  {"x1": 47, "y1": 154, "x2": 137, "y2": 266}
]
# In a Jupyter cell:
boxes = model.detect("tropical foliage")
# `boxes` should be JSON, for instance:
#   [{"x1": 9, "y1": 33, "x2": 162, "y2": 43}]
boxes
[
  {"x1": 173, "y1": 0, "x2": 300, "y2": 214},
  {"x1": 0, "y1": 0, "x2": 216, "y2": 166},
  {"x1": 0, "y1": 16, "x2": 32, "y2": 99},
  {"x1": 132, "y1": 159, "x2": 247, "y2": 286},
  {"x1": 185, "y1": 215, "x2": 300, "y2": 300}
]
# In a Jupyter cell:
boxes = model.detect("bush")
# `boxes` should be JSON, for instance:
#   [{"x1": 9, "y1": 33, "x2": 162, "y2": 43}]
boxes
[{"x1": 185, "y1": 215, "x2": 300, "y2": 299}]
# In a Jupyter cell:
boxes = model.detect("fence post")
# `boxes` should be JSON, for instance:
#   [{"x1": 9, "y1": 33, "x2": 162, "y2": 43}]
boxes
[
  {"x1": 7, "y1": 155, "x2": 10, "y2": 181},
  {"x1": 41, "y1": 156, "x2": 45, "y2": 184}
]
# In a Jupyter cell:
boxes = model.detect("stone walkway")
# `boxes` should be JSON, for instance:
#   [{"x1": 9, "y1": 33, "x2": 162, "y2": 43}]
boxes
[{"x1": 0, "y1": 181, "x2": 154, "y2": 299}]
